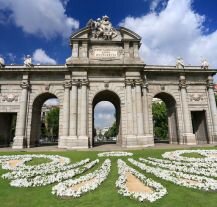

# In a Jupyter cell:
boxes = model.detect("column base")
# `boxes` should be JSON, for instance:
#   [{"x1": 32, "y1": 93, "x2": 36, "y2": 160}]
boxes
[
  {"x1": 211, "y1": 132, "x2": 217, "y2": 144},
  {"x1": 12, "y1": 136, "x2": 26, "y2": 149},
  {"x1": 58, "y1": 136, "x2": 89, "y2": 149},
  {"x1": 125, "y1": 135, "x2": 154, "y2": 148},
  {"x1": 183, "y1": 133, "x2": 197, "y2": 145}
]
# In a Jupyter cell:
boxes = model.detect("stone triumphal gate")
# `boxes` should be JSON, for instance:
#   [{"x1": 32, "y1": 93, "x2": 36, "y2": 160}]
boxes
[{"x1": 0, "y1": 16, "x2": 217, "y2": 149}]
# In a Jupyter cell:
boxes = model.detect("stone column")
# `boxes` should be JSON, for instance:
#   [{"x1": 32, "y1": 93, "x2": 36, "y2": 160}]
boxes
[
  {"x1": 135, "y1": 80, "x2": 144, "y2": 135},
  {"x1": 79, "y1": 79, "x2": 89, "y2": 148},
  {"x1": 62, "y1": 81, "x2": 71, "y2": 136},
  {"x1": 179, "y1": 75, "x2": 196, "y2": 145},
  {"x1": 142, "y1": 82, "x2": 150, "y2": 135},
  {"x1": 125, "y1": 80, "x2": 134, "y2": 135},
  {"x1": 207, "y1": 76, "x2": 217, "y2": 143},
  {"x1": 12, "y1": 76, "x2": 29, "y2": 149},
  {"x1": 70, "y1": 80, "x2": 78, "y2": 138}
]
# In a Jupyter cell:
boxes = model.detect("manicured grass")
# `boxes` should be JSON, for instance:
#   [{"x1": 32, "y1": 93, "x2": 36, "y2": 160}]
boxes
[
  {"x1": 0, "y1": 147, "x2": 217, "y2": 207},
  {"x1": 182, "y1": 152, "x2": 205, "y2": 158},
  {"x1": 26, "y1": 158, "x2": 51, "y2": 166}
]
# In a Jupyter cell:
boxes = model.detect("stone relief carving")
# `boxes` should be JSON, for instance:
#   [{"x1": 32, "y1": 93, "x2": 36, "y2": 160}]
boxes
[
  {"x1": 189, "y1": 94, "x2": 205, "y2": 102},
  {"x1": 1, "y1": 94, "x2": 19, "y2": 102},
  {"x1": 87, "y1": 15, "x2": 118, "y2": 40}
]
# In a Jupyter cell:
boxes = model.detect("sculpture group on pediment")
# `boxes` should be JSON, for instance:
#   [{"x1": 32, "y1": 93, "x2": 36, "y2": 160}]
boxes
[
  {"x1": 24, "y1": 55, "x2": 33, "y2": 68},
  {"x1": 0, "y1": 57, "x2": 5, "y2": 68},
  {"x1": 87, "y1": 15, "x2": 118, "y2": 40}
]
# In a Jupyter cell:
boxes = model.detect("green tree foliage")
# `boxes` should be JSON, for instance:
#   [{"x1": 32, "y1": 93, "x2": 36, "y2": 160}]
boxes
[
  {"x1": 152, "y1": 101, "x2": 168, "y2": 140},
  {"x1": 46, "y1": 107, "x2": 59, "y2": 139},
  {"x1": 104, "y1": 122, "x2": 118, "y2": 139}
]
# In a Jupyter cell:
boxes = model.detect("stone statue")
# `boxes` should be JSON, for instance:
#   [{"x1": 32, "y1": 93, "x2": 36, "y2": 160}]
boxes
[
  {"x1": 87, "y1": 15, "x2": 118, "y2": 40},
  {"x1": 176, "y1": 57, "x2": 185, "y2": 69},
  {"x1": 0, "y1": 57, "x2": 5, "y2": 68},
  {"x1": 24, "y1": 55, "x2": 33, "y2": 67},
  {"x1": 201, "y1": 59, "x2": 209, "y2": 70}
]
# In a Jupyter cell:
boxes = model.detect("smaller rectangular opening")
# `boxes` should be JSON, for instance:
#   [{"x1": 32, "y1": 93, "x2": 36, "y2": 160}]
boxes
[
  {"x1": 0, "y1": 113, "x2": 17, "y2": 147},
  {"x1": 191, "y1": 111, "x2": 209, "y2": 144}
]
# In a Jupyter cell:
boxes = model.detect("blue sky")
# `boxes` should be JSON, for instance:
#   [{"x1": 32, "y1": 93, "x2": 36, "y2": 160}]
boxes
[
  {"x1": 1, "y1": 0, "x2": 217, "y2": 128},
  {"x1": 0, "y1": 0, "x2": 217, "y2": 66}
]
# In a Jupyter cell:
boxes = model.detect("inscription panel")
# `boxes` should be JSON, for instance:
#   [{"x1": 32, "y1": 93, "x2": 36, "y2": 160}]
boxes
[{"x1": 89, "y1": 47, "x2": 123, "y2": 60}]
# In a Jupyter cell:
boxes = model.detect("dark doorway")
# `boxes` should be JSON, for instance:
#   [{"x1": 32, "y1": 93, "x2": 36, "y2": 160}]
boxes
[
  {"x1": 191, "y1": 111, "x2": 209, "y2": 144},
  {"x1": 0, "y1": 113, "x2": 17, "y2": 147}
]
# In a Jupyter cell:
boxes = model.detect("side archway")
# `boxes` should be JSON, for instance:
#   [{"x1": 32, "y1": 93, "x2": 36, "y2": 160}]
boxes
[
  {"x1": 30, "y1": 92, "x2": 59, "y2": 147},
  {"x1": 152, "y1": 92, "x2": 179, "y2": 144}
]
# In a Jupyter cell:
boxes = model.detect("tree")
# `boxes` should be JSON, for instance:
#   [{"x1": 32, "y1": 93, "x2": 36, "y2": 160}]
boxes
[
  {"x1": 46, "y1": 107, "x2": 59, "y2": 140},
  {"x1": 152, "y1": 101, "x2": 168, "y2": 140},
  {"x1": 104, "y1": 122, "x2": 118, "y2": 139}
]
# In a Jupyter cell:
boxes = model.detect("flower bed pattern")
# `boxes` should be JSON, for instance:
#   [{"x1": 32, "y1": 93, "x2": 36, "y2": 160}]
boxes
[
  {"x1": 52, "y1": 159, "x2": 111, "y2": 197},
  {"x1": 98, "y1": 151, "x2": 133, "y2": 157},
  {"x1": 116, "y1": 159, "x2": 167, "y2": 202}
]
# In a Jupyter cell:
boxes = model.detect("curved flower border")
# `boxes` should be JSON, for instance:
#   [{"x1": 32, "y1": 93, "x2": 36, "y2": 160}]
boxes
[
  {"x1": 116, "y1": 159, "x2": 167, "y2": 202},
  {"x1": 162, "y1": 150, "x2": 217, "y2": 162},
  {"x1": 10, "y1": 159, "x2": 99, "y2": 187},
  {"x1": 129, "y1": 158, "x2": 217, "y2": 191},
  {"x1": 2, "y1": 159, "x2": 90, "y2": 180},
  {"x1": 52, "y1": 159, "x2": 111, "y2": 197},
  {"x1": 98, "y1": 151, "x2": 133, "y2": 157}
]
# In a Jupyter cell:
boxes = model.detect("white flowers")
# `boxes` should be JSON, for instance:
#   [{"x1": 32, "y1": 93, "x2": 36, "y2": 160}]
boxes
[
  {"x1": 116, "y1": 159, "x2": 167, "y2": 202},
  {"x1": 2, "y1": 149, "x2": 217, "y2": 203},
  {"x1": 98, "y1": 151, "x2": 133, "y2": 157},
  {"x1": 129, "y1": 158, "x2": 217, "y2": 191},
  {"x1": 10, "y1": 159, "x2": 99, "y2": 187},
  {"x1": 52, "y1": 159, "x2": 111, "y2": 197}
]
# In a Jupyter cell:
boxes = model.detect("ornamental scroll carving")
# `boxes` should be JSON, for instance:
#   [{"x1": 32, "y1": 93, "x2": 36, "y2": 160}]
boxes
[
  {"x1": 1, "y1": 94, "x2": 19, "y2": 102},
  {"x1": 189, "y1": 94, "x2": 204, "y2": 102}
]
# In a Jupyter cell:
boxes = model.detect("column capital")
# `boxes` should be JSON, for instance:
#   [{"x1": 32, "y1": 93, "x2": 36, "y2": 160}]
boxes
[
  {"x1": 179, "y1": 76, "x2": 187, "y2": 89},
  {"x1": 207, "y1": 76, "x2": 214, "y2": 89},
  {"x1": 80, "y1": 79, "x2": 89, "y2": 86},
  {"x1": 63, "y1": 81, "x2": 71, "y2": 89},
  {"x1": 135, "y1": 79, "x2": 143, "y2": 86},
  {"x1": 71, "y1": 79, "x2": 79, "y2": 86},
  {"x1": 125, "y1": 79, "x2": 134, "y2": 87},
  {"x1": 20, "y1": 80, "x2": 30, "y2": 89}
]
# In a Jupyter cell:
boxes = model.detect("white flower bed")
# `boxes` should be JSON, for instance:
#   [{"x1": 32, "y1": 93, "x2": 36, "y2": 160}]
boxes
[
  {"x1": 2, "y1": 159, "x2": 90, "y2": 180},
  {"x1": 0, "y1": 154, "x2": 70, "y2": 171},
  {"x1": 139, "y1": 158, "x2": 217, "y2": 177},
  {"x1": 98, "y1": 151, "x2": 133, "y2": 157},
  {"x1": 129, "y1": 158, "x2": 217, "y2": 191},
  {"x1": 162, "y1": 150, "x2": 217, "y2": 162},
  {"x1": 10, "y1": 159, "x2": 99, "y2": 187},
  {"x1": 116, "y1": 159, "x2": 167, "y2": 202},
  {"x1": 52, "y1": 159, "x2": 111, "y2": 197}
]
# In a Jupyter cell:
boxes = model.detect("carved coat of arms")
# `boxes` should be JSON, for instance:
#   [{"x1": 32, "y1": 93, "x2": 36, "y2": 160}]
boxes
[{"x1": 87, "y1": 15, "x2": 118, "y2": 40}]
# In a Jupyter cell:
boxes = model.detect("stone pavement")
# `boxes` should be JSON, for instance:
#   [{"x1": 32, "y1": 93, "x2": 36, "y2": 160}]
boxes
[{"x1": 0, "y1": 143, "x2": 216, "y2": 152}]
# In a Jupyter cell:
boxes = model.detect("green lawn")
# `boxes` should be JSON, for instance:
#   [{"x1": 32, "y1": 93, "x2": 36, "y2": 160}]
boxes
[{"x1": 0, "y1": 147, "x2": 217, "y2": 207}]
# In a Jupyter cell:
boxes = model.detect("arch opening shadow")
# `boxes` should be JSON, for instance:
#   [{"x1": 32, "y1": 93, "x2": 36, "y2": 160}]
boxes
[
  {"x1": 152, "y1": 92, "x2": 179, "y2": 144},
  {"x1": 30, "y1": 93, "x2": 60, "y2": 147},
  {"x1": 92, "y1": 90, "x2": 121, "y2": 147}
]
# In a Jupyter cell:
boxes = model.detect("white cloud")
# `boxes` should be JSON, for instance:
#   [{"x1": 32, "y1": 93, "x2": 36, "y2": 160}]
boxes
[
  {"x1": 0, "y1": 0, "x2": 79, "y2": 39},
  {"x1": 145, "y1": 0, "x2": 167, "y2": 11},
  {"x1": 120, "y1": 0, "x2": 217, "y2": 70},
  {"x1": 32, "y1": 49, "x2": 56, "y2": 64},
  {"x1": 94, "y1": 101, "x2": 116, "y2": 128},
  {"x1": 44, "y1": 98, "x2": 59, "y2": 106}
]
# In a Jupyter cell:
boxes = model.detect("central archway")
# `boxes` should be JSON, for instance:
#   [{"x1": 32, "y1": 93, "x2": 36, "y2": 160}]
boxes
[{"x1": 92, "y1": 90, "x2": 121, "y2": 147}]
